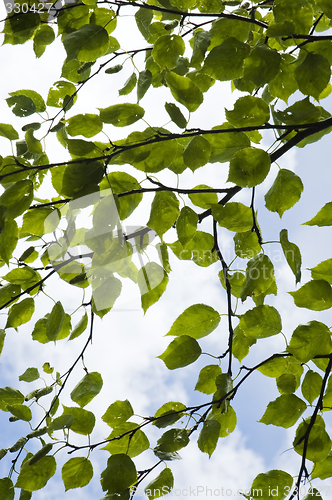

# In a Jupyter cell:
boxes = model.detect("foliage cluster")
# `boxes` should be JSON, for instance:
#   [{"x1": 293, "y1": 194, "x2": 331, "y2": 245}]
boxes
[{"x1": 1, "y1": 0, "x2": 332, "y2": 498}]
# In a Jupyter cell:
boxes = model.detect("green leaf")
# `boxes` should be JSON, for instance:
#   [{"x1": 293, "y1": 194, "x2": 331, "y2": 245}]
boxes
[
  {"x1": 311, "y1": 258, "x2": 332, "y2": 284},
  {"x1": 295, "y1": 52, "x2": 331, "y2": 100},
  {"x1": 19, "y1": 368, "x2": 39, "y2": 383},
  {"x1": 0, "y1": 180, "x2": 33, "y2": 218},
  {"x1": 99, "y1": 103, "x2": 145, "y2": 126},
  {"x1": 165, "y1": 71, "x2": 203, "y2": 112},
  {"x1": 197, "y1": 419, "x2": 220, "y2": 457},
  {"x1": 138, "y1": 263, "x2": 169, "y2": 313},
  {"x1": 0, "y1": 330, "x2": 5, "y2": 357},
  {"x1": 145, "y1": 468, "x2": 174, "y2": 500},
  {"x1": 21, "y1": 208, "x2": 60, "y2": 237},
  {"x1": 0, "y1": 387, "x2": 24, "y2": 411},
  {"x1": 176, "y1": 206, "x2": 198, "y2": 246},
  {"x1": 154, "y1": 428, "x2": 189, "y2": 457},
  {"x1": 63, "y1": 24, "x2": 109, "y2": 62},
  {"x1": 302, "y1": 370, "x2": 323, "y2": 404},
  {"x1": 0, "y1": 478, "x2": 14, "y2": 500},
  {"x1": 6, "y1": 96, "x2": 36, "y2": 117},
  {"x1": 241, "y1": 254, "x2": 276, "y2": 302},
  {"x1": 47, "y1": 413, "x2": 74, "y2": 432},
  {"x1": 243, "y1": 45, "x2": 281, "y2": 87},
  {"x1": 280, "y1": 229, "x2": 302, "y2": 284},
  {"x1": 273, "y1": 0, "x2": 313, "y2": 34},
  {"x1": 152, "y1": 35, "x2": 185, "y2": 69},
  {"x1": 259, "y1": 394, "x2": 306, "y2": 428},
  {"x1": 212, "y1": 202, "x2": 252, "y2": 232},
  {"x1": 188, "y1": 185, "x2": 218, "y2": 209},
  {"x1": 287, "y1": 321, "x2": 332, "y2": 363},
  {"x1": 158, "y1": 335, "x2": 201, "y2": 370},
  {"x1": 119, "y1": 73, "x2": 137, "y2": 96},
  {"x1": 46, "y1": 301, "x2": 65, "y2": 341},
  {"x1": 294, "y1": 415, "x2": 331, "y2": 462},
  {"x1": 137, "y1": 70, "x2": 152, "y2": 101},
  {"x1": 16, "y1": 456, "x2": 56, "y2": 492},
  {"x1": 183, "y1": 136, "x2": 211, "y2": 171},
  {"x1": 60, "y1": 161, "x2": 104, "y2": 197},
  {"x1": 0, "y1": 220, "x2": 17, "y2": 263},
  {"x1": 61, "y1": 406, "x2": 95, "y2": 435},
  {"x1": 91, "y1": 276, "x2": 122, "y2": 314},
  {"x1": 208, "y1": 405, "x2": 237, "y2": 438},
  {"x1": 153, "y1": 402, "x2": 186, "y2": 428},
  {"x1": 135, "y1": 7, "x2": 153, "y2": 41},
  {"x1": 0, "y1": 124, "x2": 19, "y2": 140},
  {"x1": 195, "y1": 365, "x2": 222, "y2": 394},
  {"x1": 265, "y1": 169, "x2": 303, "y2": 217},
  {"x1": 190, "y1": 30, "x2": 211, "y2": 68},
  {"x1": 47, "y1": 80, "x2": 77, "y2": 108},
  {"x1": 66, "y1": 114, "x2": 102, "y2": 138},
  {"x1": 219, "y1": 271, "x2": 246, "y2": 299},
  {"x1": 269, "y1": 54, "x2": 298, "y2": 103},
  {"x1": 100, "y1": 172, "x2": 142, "y2": 220},
  {"x1": 6, "y1": 298, "x2": 35, "y2": 330},
  {"x1": 209, "y1": 16, "x2": 251, "y2": 49},
  {"x1": 166, "y1": 304, "x2": 220, "y2": 339},
  {"x1": 250, "y1": 470, "x2": 293, "y2": 500},
  {"x1": 69, "y1": 312, "x2": 88, "y2": 341},
  {"x1": 311, "y1": 453, "x2": 332, "y2": 479},
  {"x1": 105, "y1": 64, "x2": 123, "y2": 75},
  {"x1": 0, "y1": 284, "x2": 21, "y2": 309},
  {"x1": 102, "y1": 400, "x2": 134, "y2": 427},
  {"x1": 103, "y1": 422, "x2": 149, "y2": 457},
  {"x1": 7, "y1": 404, "x2": 32, "y2": 422},
  {"x1": 289, "y1": 280, "x2": 332, "y2": 310},
  {"x1": 209, "y1": 123, "x2": 250, "y2": 163},
  {"x1": 274, "y1": 97, "x2": 322, "y2": 125},
  {"x1": 148, "y1": 191, "x2": 179, "y2": 237},
  {"x1": 203, "y1": 38, "x2": 250, "y2": 81},
  {"x1": 226, "y1": 96, "x2": 270, "y2": 127},
  {"x1": 228, "y1": 147, "x2": 271, "y2": 188},
  {"x1": 212, "y1": 373, "x2": 233, "y2": 413},
  {"x1": 234, "y1": 230, "x2": 261, "y2": 259},
  {"x1": 232, "y1": 326, "x2": 256, "y2": 362},
  {"x1": 239, "y1": 305, "x2": 282, "y2": 339},
  {"x1": 276, "y1": 374, "x2": 297, "y2": 395},
  {"x1": 62, "y1": 458, "x2": 93, "y2": 491},
  {"x1": 304, "y1": 201, "x2": 332, "y2": 226},
  {"x1": 165, "y1": 102, "x2": 187, "y2": 128},
  {"x1": 101, "y1": 454, "x2": 137, "y2": 494},
  {"x1": 70, "y1": 372, "x2": 103, "y2": 407}
]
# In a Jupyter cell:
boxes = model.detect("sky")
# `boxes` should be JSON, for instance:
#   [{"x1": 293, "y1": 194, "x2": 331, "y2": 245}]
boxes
[{"x1": 1, "y1": 3, "x2": 332, "y2": 499}]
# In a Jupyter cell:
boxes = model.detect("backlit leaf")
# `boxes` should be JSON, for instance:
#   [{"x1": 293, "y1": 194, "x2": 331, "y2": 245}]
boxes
[
  {"x1": 101, "y1": 454, "x2": 136, "y2": 494},
  {"x1": 145, "y1": 468, "x2": 174, "y2": 500},
  {"x1": 99, "y1": 103, "x2": 144, "y2": 126},
  {"x1": 62, "y1": 458, "x2": 93, "y2": 491},
  {"x1": 287, "y1": 321, "x2": 332, "y2": 362},
  {"x1": 304, "y1": 201, "x2": 332, "y2": 226},
  {"x1": 259, "y1": 394, "x2": 306, "y2": 428},
  {"x1": 16, "y1": 456, "x2": 56, "y2": 492},
  {"x1": 265, "y1": 169, "x2": 303, "y2": 217},
  {"x1": 228, "y1": 147, "x2": 271, "y2": 188},
  {"x1": 166, "y1": 304, "x2": 220, "y2": 339},
  {"x1": 197, "y1": 420, "x2": 220, "y2": 457},
  {"x1": 70, "y1": 372, "x2": 103, "y2": 407},
  {"x1": 280, "y1": 229, "x2": 302, "y2": 284},
  {"x1": 250, "y1": 470, "x2": 293, "y2": 500},
  {"x1": 289, "y1": 280, "x2": 332, "y2": 311},
  {"x1": 158, "y1": 335, "x2": 201, "y2": 370}
]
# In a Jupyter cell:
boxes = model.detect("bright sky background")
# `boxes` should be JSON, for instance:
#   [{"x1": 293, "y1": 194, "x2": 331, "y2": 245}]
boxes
[{"x1": 1, "y1": 3, "x2": 332, "y2": 499}]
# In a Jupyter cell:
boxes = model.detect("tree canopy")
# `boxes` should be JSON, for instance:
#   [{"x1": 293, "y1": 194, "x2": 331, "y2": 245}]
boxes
[{"x1": 1, "y1": 0, "x2": 332, "y2": 498}]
